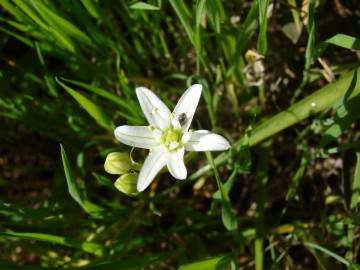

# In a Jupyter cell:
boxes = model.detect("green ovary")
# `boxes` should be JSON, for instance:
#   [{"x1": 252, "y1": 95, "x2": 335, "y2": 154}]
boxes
[{"x1": 161, "y1": 128, "x2": 182, "y2": 150}]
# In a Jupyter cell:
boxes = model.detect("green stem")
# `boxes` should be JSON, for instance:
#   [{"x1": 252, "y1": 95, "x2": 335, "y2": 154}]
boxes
[
  {"x1": 255, "y1": 141, "x2": 271, "y2": 270},
  {"x1": 190, "y1": 67, "x2": 360, "y2": 180}
]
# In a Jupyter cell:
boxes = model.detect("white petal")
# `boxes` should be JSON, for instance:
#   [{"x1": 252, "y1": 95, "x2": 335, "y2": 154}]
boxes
[
  {"x1": 167, "y1": 147, "x2": 187, "y2": 180},
  {"x1": 136, "y1": 87, "x2": 171, "y2": 130},
  {"x1": 181, "y1": 131, "x2": 191, "y2": 144},
  {"x1": 173, "y1": 84, "x2": 202, "y2": 130},
  {"x1": 137, "y1": 147, "x2": 167, "y2": 192},
  {"x1": 185, "y1": 130, "x2": 231, "y2": 151},
  {"x1": 170, "y1": 115, "x2": 181, "y2": 129},
  {"x1": 114, "y1": 125, "x2": 161, "y2": 149}
]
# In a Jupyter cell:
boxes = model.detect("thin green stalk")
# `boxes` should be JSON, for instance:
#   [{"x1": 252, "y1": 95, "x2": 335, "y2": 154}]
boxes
[
  {"x1": 255, "y1": 140, "x2": 271, "y2": 270},
  {"x1": 190, "y1": 67, "x2": 360, "y2": 180}
]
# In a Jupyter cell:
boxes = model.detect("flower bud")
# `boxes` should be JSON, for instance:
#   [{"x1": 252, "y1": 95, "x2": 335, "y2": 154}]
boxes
[
  {"x1": 104, "y1": 152, "x2": 132, "y2": 174},
  {"x1": 114, "y1": 173, "x2": 139, "y2": 195}
]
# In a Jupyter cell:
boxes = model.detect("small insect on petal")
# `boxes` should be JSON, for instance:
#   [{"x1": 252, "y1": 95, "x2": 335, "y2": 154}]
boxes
[
  {"x1": 151, "y1": 107, "x2": 158, "y2": 115},
  {"x1": 113, "y1": 84, "x2": 231, "y2": 192}
]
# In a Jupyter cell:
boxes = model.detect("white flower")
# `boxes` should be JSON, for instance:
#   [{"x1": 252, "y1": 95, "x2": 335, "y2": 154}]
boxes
[{"x1": 114, "y1": 84, "x2": 230, "y2": 192}]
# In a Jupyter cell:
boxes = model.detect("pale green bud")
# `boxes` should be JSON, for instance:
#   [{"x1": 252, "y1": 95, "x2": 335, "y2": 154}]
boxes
[
  {"x1": 114, "y1": 173, "x2": 139, "y2": 195},
  {"x1": 104, "y1": 152, "x2": 132, "y2": 174}
]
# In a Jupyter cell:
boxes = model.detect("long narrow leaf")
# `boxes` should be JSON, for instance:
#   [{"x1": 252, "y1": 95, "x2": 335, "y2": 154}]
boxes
[
  {"x1": 60, "y1": 144, "x2": 106, "y2": 218},
  {"x1": 206, "y1": 152, "x2": 237, "y2": 231},
  {"x1": 57, "y1": 79, "x2": 114, "y2": 130},
  {"x1": 60, "y1": 78, "x2": 142, "y2": 123},
  {"x1": 257, "y1": 0, "x2": 269, "y2": 54},
  {"x1": 169, "y1": 0, "x2": 194, "y2": 45},
  {"x1": 0, "y1": 231, "x2": 104, "y2": 256}
]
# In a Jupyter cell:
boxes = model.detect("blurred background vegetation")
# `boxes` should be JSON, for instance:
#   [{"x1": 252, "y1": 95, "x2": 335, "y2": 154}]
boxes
[{"x1": 0, "y1": 0, "x2": 360, "y2": 269}]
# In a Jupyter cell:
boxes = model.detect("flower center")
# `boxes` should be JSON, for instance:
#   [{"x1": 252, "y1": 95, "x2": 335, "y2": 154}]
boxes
[{"x1": 161, "y1": 128, "x2": 182, "y2": 151}]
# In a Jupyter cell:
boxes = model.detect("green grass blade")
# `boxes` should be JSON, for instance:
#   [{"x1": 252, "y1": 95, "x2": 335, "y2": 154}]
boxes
[
  {"x1": 48, "y1": 27, "x2": 76, "y2": 53},
  {"x1": 206, "y1": 152, "x2": 237, "y2": 231},
  {"x1": 226, "y1": 1, "x2": 258, "y2": 77},
  {"x1": 80, "y1": 253, "x2": 169, "y2": 270},
  {"x1": 13, "y1": 0, "x2": 48, "y2": 30},
  {"x1": 205, "y1": 0, "x2": 225, "y2": 34},
  {"x1": 179, "y1": 255, "x2": 231, "y2": 270},
  {"x1": 212, "y1": 169, "x2": 237, "y2": 200},
  {"x1": 57, "y1": 79, "x2": 114, "y2": 131},
  {"x1": 255, "y1": 141, "x2": 271, "y2": 270},
  {"x1": 169, "y1": 0, "x2": 194, "y2": 45},
  {"x1": 350, "y1": 152, "x2": 360, "y2": 210},
  {"x1": 60, "y1": 144, "x2": 106, "y2": 218},
  {"x1": 130, "y1": 2, "x2": 160, "y2": 10},
  {"x1": 304, "y1": 242, "x2": 357, "y2": 268},
  {"x1": 194, "y1": 0, "x2": 206, "y2": 74},
  {"x1": 305, "y1": 0, "x2": 316, "y2": 70},
  {"x1": 0, "y1": 231, "x2": 104, "y2": 256},
  {"x1": 0, "y1": 26, "x2": 34, "y2": 47},
  {"x1": 80, "y1": 0, "x2": 101, "y2": 19},
  {"x1": 30, "y1": 0, "x2": 92, "y2": 46},
  {"x1": 257, "y1": 0, "x2": 269, "y2": 55},
  {"x1": 60, "y1": 78, "x2": 142, "y2": 123},
  {"x1": 286, "y1": 154, "x2": 309, "y2": 200},
  {"x1": 0, "y1": 0, "x2": 28, "y2": 22}
]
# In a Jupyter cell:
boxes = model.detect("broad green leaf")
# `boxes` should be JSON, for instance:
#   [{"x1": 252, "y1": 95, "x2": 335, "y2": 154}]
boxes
[
  {"x1": 320, "y1": 71, "x2": 359, "y2": 147},
  {"x1": 57, "y1": 79, "x2": 114, "y2": 130},
  {"x1": 130, "y1": 2, "x2": 160, "y2": 10},
  {"x1": 179, "y1": 256, "x2": 231, "y2": 270},
  {"x1": 325, "y1": 34, "x2": 360, "y2": 51},
  {"x1": 0, "y1": 231, "x2": 104, "y2": 256}
]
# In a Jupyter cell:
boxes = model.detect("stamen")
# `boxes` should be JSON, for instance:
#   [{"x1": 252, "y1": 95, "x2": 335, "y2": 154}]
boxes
[
  {"x1": 169, "y1": 141, "x2": 179, "y2": 150},
  {"x1": 160, "y1": 128, "x2": 183, "y2": 151}
]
